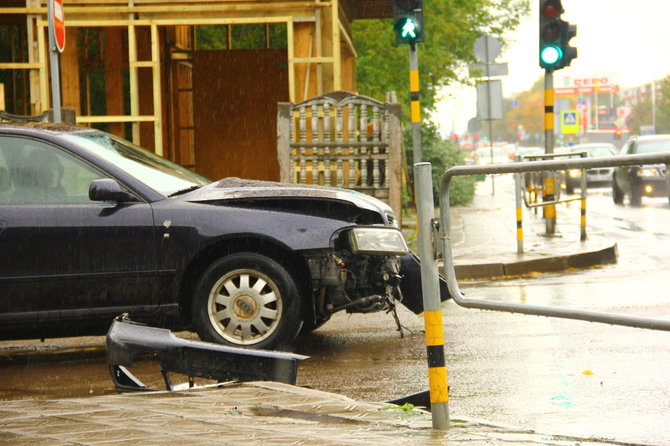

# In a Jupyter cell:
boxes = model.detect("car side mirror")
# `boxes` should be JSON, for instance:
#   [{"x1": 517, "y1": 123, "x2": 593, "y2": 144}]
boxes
[{"x1": 89, "y1": 179, "x2": 137, "y2": 203}]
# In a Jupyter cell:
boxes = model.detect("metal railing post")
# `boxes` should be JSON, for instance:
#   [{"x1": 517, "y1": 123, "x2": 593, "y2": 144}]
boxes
[{"x1": 414, "y1": 162, "x2": 449, "y2": 430}]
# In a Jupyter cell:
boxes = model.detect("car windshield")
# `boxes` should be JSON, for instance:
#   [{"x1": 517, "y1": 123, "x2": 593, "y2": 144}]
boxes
[
  {"x1": 573, "y1": 146, "x2": 616, "y2": 157},
  {"x1": 64, "y1": 132, "x2": 212, "y2": 196},
  {"x1": 637, "y1": 139, "x2": 670, "y2": 154}
]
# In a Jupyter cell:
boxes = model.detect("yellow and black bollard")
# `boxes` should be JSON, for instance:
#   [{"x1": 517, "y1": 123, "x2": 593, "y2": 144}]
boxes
[{"x1": 415, "y1": 162, "x2": 449, "y2": 429}]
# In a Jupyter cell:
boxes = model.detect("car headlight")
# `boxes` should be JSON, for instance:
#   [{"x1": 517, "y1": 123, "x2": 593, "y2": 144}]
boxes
[
  {"x1": 568, "y1": 169, "x2": 582, "y2": 178},
  {"x1": 637, "y1": 167, "x2": 660, "y2": 177},
  {"x1": 348, "y1": 227, "x2": 409, "y2": 255}
]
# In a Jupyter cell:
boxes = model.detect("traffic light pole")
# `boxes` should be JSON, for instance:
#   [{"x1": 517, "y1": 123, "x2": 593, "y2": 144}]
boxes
[
  {"x1": 410, "y1": 43, "x2": 422, "y2": 164},
  {"x1": 409, "y1": 43, "x2": 450, "y2": 432},
  {"x1": 543, "y1": 70, "x2": 556, "y2": 234}
]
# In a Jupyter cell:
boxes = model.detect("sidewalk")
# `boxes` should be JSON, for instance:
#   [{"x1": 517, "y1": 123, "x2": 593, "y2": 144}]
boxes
[
  {"x1": 0, "y1": 381, "x2": 634, "y2": 445},
  {"x1": 404, "y1": 177, "x2": 618, "y2": 280}
]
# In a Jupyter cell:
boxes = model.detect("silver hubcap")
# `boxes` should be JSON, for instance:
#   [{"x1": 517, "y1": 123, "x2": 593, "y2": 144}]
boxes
[{"x1": 207, "y1": 268, "x2": 282, "y2": 345}]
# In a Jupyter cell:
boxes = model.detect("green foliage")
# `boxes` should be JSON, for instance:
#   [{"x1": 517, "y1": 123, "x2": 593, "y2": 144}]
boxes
[
  {"x1": 195, "y1": 24, "x2": 287, "y2": 50},
  {"x1": 490, "y1": 77, "x2": 544, "y2": 142},
  {"x1": 352, "y1": 0, "x2": 530, "y2": 120},
  {"x1": 405, "y1": 123, "x2": 475, "y2": 206},
  {"x1": 386, "y1": 402, "x2": 423, "y2": 417},
  {"x1": 629, "y1": 76, "x2": 670, "y2": 134},
  {"x1": 196, "y1": 26, "x2": 229, "y2": 50}
]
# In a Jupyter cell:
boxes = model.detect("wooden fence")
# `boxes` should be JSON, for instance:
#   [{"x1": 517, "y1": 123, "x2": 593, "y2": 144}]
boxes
[{"x1": 277, "y1": 91, "x2": 402, "y2": 218}]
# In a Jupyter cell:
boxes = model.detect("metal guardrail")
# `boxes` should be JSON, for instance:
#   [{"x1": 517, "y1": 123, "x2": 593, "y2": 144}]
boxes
[{"x1": 419, "y1": 152, "x2": 670, "y2": 331}]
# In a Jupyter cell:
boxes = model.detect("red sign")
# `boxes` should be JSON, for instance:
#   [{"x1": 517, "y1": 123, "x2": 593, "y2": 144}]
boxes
[
  {"x1": 51, "y1": 0, "x2": 65, "y2": 53},
  {"x1": 554, "y1": 85, "x2": 620, "y2": 96}
]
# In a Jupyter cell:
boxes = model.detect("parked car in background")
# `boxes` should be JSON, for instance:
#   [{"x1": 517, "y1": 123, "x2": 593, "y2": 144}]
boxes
[
  {"x1": 475, "y1": 145, "x2": 509, "y2": 165},
  {"x1": 612, "y1": 134, "x2": 670, "y2": 206},
  {"x1": 0, "y1": 123, "x2": 448, "y2": 350},
  {"x1": 563, "y1": 143, "x2": 618, "y2": 193}
]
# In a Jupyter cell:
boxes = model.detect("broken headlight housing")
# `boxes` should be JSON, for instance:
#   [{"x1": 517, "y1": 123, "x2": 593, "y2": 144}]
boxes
[{"x1": 348, "y1": 227, "x2": 409, "y2": 256}]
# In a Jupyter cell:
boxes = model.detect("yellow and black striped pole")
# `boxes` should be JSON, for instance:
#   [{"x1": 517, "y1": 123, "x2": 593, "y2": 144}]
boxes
[
  {"x1": 514, "y1": 173, "x2": 524, "y2": 253},
  {"x1": 414, "y1": 162, "x2": 449, "y2": 429},
  {"x1": 580, "y1": 173, "x2": 587, "y2": 240},
  {"x1": 543, "y1": 70, "x2": 556, "y2": 234},
  {"x1": 410, "y1": 43, "x2": 422, "y2": 164}
]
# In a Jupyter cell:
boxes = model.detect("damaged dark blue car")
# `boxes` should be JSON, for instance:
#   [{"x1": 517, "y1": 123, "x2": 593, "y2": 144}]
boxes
[{"x1": 0, "y1": 123, "x2": 449, "y2": 350}]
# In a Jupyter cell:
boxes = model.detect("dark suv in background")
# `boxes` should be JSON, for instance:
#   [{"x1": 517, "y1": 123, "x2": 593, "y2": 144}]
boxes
[{"x1": 612, "y1": 135, "x2": 670, "y2": 206}]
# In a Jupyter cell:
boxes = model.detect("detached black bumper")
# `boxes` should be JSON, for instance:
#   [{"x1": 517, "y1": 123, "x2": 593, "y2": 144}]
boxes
[
  {"x1": 398, "y1": 253, "x2": 452, "y2": 314},
  {"x1": 106, "y1": 316, "x2": 308, "y2": 392}
]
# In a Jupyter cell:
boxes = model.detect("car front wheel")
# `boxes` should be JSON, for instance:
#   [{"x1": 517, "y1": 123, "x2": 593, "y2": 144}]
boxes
[
  {"x1": 612, "y1": 180, "x2": 624, "y2": 204},
  {"x1": 192, "y1": 252, "x2": 302, "y2": 350}
]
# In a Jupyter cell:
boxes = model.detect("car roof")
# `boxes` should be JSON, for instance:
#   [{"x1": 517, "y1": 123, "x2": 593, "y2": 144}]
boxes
[
  {"x1": 571, "y1": 143, "x2": 616, "y2": 149},
  {"x1": 633, "y1": 134, "x2": 670, "y2": 142}
]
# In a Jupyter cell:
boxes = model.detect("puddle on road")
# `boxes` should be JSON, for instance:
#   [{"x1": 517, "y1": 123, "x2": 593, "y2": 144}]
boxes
[
  {"x1": 0, "y1": 355, "x2": 223, "y2": 401},
  {"x1": 0, "y1": 358, "x2": 114, "y2": 400}
]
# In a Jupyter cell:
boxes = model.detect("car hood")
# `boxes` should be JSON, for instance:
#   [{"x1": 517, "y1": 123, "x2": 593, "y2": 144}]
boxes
[{"x1": 185, "y1": 177, "x2": 393, "y2": 217}]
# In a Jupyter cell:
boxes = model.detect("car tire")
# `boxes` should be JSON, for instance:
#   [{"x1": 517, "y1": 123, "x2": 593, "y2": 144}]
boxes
[
  {"x1": 630, "y1": 187, "x2": 642, "y2": 206},
  {"x1": 192, "y1": 252, "x2": 303, "y2": 350},
  {"x1": 612, "y1": 181, "x2": 624, "y2": 204}
]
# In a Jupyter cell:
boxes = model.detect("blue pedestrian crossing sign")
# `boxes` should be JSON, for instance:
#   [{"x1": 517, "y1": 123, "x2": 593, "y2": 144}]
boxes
[{"x1": 560, "y1": 110, "x2": 579, "y2": 134}]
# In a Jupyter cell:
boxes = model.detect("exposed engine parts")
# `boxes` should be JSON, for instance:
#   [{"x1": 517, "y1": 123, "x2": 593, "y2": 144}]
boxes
[{"x1": 307, "y1": 251, "x2": 403, "y2": 324}]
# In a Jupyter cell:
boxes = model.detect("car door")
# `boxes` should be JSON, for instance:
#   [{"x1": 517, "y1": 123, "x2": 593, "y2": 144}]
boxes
[{"x1": 0, "y1": 135, "x2": 158, "y2": 327}]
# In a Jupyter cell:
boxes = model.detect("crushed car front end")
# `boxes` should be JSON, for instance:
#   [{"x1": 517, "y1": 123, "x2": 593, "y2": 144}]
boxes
[{"x1": 184, "y1": 178, "x2": 450, "y2": 335}]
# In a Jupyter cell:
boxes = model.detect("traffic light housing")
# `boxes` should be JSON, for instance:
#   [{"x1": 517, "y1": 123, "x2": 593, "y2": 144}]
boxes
[
  {"x1": 539, "y1": 0, "x2": 577, "y2": 71},
  {"x1": 393, "y1": 0, "x2": 424, "y2": 45}
]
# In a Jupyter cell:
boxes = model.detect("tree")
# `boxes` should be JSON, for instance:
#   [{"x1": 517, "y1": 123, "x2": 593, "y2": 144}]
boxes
[
  {"x1": 628, "y1": 76, "x2": 670, "y2": 135},
  {"x1": 405, "y1": 122, "x2": 475, "y2": 206},
  {"x1": 496, "y1": 77, "x2": 544, "y2": 144},
  {"x1": 352, "y1": 0, "x2": 530, "y2": 119},
  {"x1": 654, "y1": 76, "x2": 670, "y2": 134}
]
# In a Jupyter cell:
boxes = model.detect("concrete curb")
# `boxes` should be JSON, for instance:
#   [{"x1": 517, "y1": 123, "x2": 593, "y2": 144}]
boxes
[{"x1": 451, "y1": 241, "x2": 619, "y2": 280}]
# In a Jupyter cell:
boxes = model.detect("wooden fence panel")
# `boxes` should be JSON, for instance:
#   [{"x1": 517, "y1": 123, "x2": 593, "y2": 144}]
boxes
[{"x1": 277, "y1": 91, "x2": 402, "y2": 219}]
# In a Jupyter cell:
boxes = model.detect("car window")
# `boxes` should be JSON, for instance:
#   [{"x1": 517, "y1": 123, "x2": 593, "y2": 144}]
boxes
[
  {"x1": 636, "y1": 139, "x2": 670, "y2": 154},
  {"x1": 0, "y1": 136, "x2": 106, "y2": 205}
]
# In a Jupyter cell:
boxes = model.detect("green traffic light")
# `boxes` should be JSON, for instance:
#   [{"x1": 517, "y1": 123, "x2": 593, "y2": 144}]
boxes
[
  {"x1": 540, "y1": 45, "x2": 562, "y2": 65},
  {"x1": 401, "y1": 18, "x2": 417, "y2": 39}
]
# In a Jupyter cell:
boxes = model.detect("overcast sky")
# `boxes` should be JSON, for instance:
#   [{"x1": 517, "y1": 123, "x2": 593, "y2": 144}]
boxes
[{"x1": 433, "y1": 0, "x2": 670, "y2": 134}]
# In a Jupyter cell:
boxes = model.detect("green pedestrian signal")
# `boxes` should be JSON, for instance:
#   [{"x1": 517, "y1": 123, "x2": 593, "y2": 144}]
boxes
[
  {"x1": 393, "y1": 0, "x2": 424, "y2": 44},
  {"x1": 400, "y1": 18, "x2": 417, "y2": 39}
]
